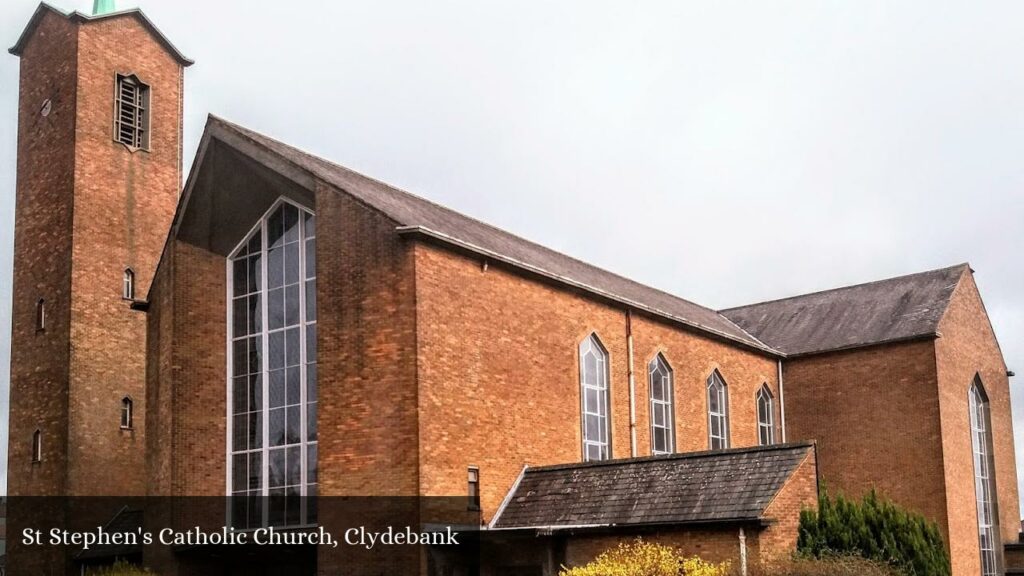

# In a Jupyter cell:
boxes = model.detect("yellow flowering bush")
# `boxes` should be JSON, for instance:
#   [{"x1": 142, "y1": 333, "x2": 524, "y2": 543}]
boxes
[
  {"x1": 85, "y1": 560, "x2": 154, "y2": 576},
  {"x1": 559, "y1": 539, "x2": 730, "y2": 576}
]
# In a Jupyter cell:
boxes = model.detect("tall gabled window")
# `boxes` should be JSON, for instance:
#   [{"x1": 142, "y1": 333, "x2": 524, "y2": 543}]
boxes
[
  {"x1": 123, "y1": 268, "x2": 135, "y2": 300},
  {"x1": 756, "y1": 384, "x2": 775, "y2": 446},
  {"x1": 648, "y1": 354, "x2": 675, "y2": 455},
  {"x1": 707, "y1": 370, "x2": 730, "y2": 450},
  {"x1": 121, "y1": 397, "x2": 134, "y2": 429},
  {"x1": 579, "y1": 334, "x2": 610, "y2": 462},
  {"x1": 31, "y1": 429, "x2": 41, "y2": 463},
  {"x1": 35, "y1": 299, "x2": 45, "y2": 331},
  {"x1": 114, "y1": 74, "x2": 150, "y2": 150},
  {"x1": 229, "y1": 199, "x2": 317, "y2": 529},
  {"x1": 970, "y1": 377, "x2": 1000, "y2": 576}
]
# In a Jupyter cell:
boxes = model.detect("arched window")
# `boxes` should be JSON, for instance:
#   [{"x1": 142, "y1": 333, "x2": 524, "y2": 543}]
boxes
[
  {"x1": 36, "y1": 299, "x2": 45, "y2": 331},
  {"x1": 123, "y1": 268, "x2": 135, "y2": 300},
  {"x1": 756, "y1": 385, "x2": 775, "y2": 446},
  {"x1": 228, "y1": 199, "x2": 317, "y2": 528},
  {"x1": 707, "y1": 370, "x2": 729, "y2": 450},
  {"x1": 970, "y1": 377, "x2": 1000, "y2": 576},
  {"x1": 648, "y1": 354, "x2": 674, "y2": 455},
  {"x1": 121, "y1": 397, "x2": 134, "y2": 429},
  {"x1": 31, "y1": 429, "x2": 41, "y2": 463},
  {"x1": 579, "y1": 334, "x2": 610, "y2": 462}
]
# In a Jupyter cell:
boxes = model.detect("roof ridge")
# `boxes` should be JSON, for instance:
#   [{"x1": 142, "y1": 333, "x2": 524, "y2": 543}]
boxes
[
  {"x1": 208, "y1": 115, "x2": 767, "y2": 349},
  {"x1": 525, "y1": 441, "x2": 815, "y2": 473},
  {"x1": 720, "y1": 263, "x2": 969, "y2": 313}
]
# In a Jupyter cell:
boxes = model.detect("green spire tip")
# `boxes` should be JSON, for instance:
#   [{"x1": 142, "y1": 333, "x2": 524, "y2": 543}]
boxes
[{"x1": 92, "y1": 0, "x2": 116, "y2": 15}]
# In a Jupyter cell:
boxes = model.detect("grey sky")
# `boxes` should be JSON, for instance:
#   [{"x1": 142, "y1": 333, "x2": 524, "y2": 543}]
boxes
[{"x1": 1, "y1": 0, "x2": 1023, "y2": 510}]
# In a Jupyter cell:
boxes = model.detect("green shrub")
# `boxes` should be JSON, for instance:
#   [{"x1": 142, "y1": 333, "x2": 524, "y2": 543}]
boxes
[
  {"x1": 84, "y1": 560, "x2": 153, "y2": 576},
  {"x1": 797, "y1": 486, "x2": 950, "y2": 576}
]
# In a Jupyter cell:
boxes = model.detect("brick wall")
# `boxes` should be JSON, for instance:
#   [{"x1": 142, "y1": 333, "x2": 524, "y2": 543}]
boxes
[
  {"x1": 8, "y1": 9, "x2": 184, "y2": 498},
  {"x1": 782, "y1": 341, "x2": 949, "y2": 538},
  {"x1": 413, "y1": 242, "x2": 780, "y2": 522},
  {"x1": 7, "y1": 8, "x2": 77, "y2": 500},
  {"x1": 758, "y1": 448, "x2": 818, "y2": 565},
  {"x1": 935, "y1": 269, "x2": 1020, "y2": 576}
]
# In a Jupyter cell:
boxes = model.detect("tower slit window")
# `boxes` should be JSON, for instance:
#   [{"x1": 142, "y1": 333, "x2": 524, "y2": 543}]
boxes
[
  {"x1": 467, "y1": 467, "x2": 480, "y2": 510},
  {"x1": 36, "y1": 298, "x2": 45, "y2": 331},
  {"x1": 123, "y1": 268, "x2": 135, "y2": 300},
  {"x1": 121, "y1": 397, "x2": 134, "y2": 429},
  {"x1": 707, "y1": 370, "x2": 730, "y2": 450},
  {"x1": 648, "y1": 354, "x2": 675, "y2": 455},
  {"x1": 32, "y1": 429, "x2": 41, "y2": 463},
  {"x1": 579, "y1": 334, "x2": 610, "y2": 462},
  {"x1": 114, "y1": 74, "x2": 150, "y2": 150},
  {"x1": 757, "y1": 385, "x2": 775, "y2": 446},
  {"x1": 228, "y1": 200, "x2": 316, "y2": 529}
]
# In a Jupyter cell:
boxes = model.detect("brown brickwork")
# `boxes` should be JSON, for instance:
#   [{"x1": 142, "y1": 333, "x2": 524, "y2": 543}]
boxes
[
  {"x1": 8, "y1": 8, "x2": 185, "y2": 498},
  {"x1": 782, "y1": 340, "x2": 948, "y2": 532},
  {"x1": 935, "y1": 270, "x2": 1020, "y2": 576},
  {"x1": 758, "y1": 448, "x2": 819, "y2": 565},
  {"x1": 413, "y1": 242, "x2": 781, "y2": 522}
]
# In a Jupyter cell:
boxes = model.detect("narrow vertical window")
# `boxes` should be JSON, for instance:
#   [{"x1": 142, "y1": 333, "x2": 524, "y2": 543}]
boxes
[
  {"x1": 121, "y1": 397, "x2": 134, "y2": 429},
  {"x1": 228, "y1": 199, "x2": 317, "y2": 529},
  {"x1": 580, "y1": 334, "x2": 610, "y2": 462},
  {"x1": 35, "y1": 299, "x2": 45, "y2": 331},
  {"x1": 707, "y1": 370, "x2": 729, "y2": 450},
  {"x1": 970, "y1": 378, "x2": 1000, "y2": 576},
  {"x1": 648, "y1": 354, "x2": 674, "y2": 455},
  {"x1": 114, "y1": 74, "x2": 150, "y2": 150},
  {"x1": 123, "y1": 268, "x2": 135, "y2": 300},
  {"x1": 31, "y1": 430, "x2": 41, "y2": 463},
  {"x1": 757, "y1": 385, "x2": 775, "y2": 446},
  {"x1": 467, "y1": 467, "x2": 480, "y2": 510}
]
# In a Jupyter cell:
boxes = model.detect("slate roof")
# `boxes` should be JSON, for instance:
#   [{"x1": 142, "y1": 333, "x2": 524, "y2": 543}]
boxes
[
  {"x1": 201, "y1": 116, "x2": 773, "y2": 353},
  {"x1": 720, "y1": 264, "x2": 967, "y2": 357},
  {"x1": 490, "y1": 442, "x2": 814, "y2": 530},
  {"x1": 9, "y1": 3, "x2": 193, "y2": 66}
]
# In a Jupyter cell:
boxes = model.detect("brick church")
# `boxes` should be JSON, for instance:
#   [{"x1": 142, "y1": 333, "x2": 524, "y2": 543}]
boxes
[{"x1": 5, "y1": 2, "x2": 1020, "y2": 575}]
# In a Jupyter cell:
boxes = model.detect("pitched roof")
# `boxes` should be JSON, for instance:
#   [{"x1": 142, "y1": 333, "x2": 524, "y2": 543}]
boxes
[
  {"x1": 9, "y1": 2, "x2": 193, "y2": 66},
  {"x1": 74, "y1": 507, "x2": 143, "y2": 560},
  {"x1": 490, "y1": 442, "x2": 814, "y2": 530},
  {"x1": 198, "y1": 116, "x2": 774, "y2": 354},
  {"x1": 720, "y1": 264, "x2": 968, "y2": 357}
]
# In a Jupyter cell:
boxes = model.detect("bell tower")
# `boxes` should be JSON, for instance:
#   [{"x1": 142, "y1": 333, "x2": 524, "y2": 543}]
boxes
[{"x1": 7, "y1": 1, "x2": 191, "y2": 496}]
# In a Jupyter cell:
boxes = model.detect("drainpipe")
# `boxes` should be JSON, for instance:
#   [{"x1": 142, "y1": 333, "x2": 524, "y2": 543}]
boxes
[
  {"x1": 626, "y1": 310, "x2": 637, "y2": 457},
  {"x1": 739, "y1": 527, "x2": 748, "y2": 576},
  {"x1": 777, "y1": 359, "x2": 787, "y2": 443}
]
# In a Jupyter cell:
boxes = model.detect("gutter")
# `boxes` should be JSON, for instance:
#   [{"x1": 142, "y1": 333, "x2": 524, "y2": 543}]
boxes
[{"x1": 777, "y1": 359, "x2": 786, "y2": 442}]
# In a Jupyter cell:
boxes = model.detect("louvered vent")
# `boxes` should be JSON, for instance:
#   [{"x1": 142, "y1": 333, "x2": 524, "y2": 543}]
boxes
[{"x1": 114, "y1": 74, "x2": 150, "y2": 150}]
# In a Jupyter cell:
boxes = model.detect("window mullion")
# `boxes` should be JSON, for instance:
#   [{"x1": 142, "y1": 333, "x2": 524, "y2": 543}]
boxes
[{"x1": 261, "y1": 216, "x2": 270, "y2": 510}]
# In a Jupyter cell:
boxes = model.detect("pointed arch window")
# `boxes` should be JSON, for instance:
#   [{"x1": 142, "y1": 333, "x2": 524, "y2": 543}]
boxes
[
  {"x1": 114, "y1": 73, "x2": 150, "y2": 150},
  {"x1": 121, "y1": 397, "x2": 134, "y2": 429},
  {"x1": 36, "y1": 299, "x2": 45, "y2": 331},
  {"x1": 648, "y1": 354, "x2": 674, "y2": 455},
  {"x1": 707, "y1": 370, "x2": 730, "y2": 450},
  {"x1": 123, "y1": 268, "x2": 135, "y2": 300},
  {"x1": 228, "y1": 199, "x2": 317, "y2": 529},
  {"x1": 970, "y1": 377, "x2": 1000, "y2": 576},
  {"x1": 31, "y1": 429, "x2": 41, "y2": 463},
  {"x1": 580, "y1": 334, "x2": 610, "y2": 462},
  {"x1": 757, "y1": 385, "x2": 775, "y2": 446}
]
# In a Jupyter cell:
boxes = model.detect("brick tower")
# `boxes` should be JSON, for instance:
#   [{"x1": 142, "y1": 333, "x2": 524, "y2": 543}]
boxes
[{"x1": 6, "y1": 2, "x2": 191, "y2": 497}]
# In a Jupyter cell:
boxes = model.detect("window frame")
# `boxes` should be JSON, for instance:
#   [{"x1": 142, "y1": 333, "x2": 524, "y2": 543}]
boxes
[
  {"x1": 467, "y1": 466, "x2": 480, "y2": 511},
  {"x1": 123, "y1": 268, "x2": 136, "y2": 301},
  {"x1": 121, "y1": 397, "x2": 134, "y2": 430},
  {"x1": 647, "y1": 353, "x2": 675, "y2": 455},
  {"x1": 225, "y1": 197, "x2": 318, "y2": 529},
  {"x1": 113, "y1": 73, "x2": 151, "y2": 151},
  {"x1": 706, "y1": 370, "x2": 730, "y2": 450},
  {"x1": 756, "y1": 384, "x2": 775, "y2": 446},
  {"x1": 579, "y1": 333, "x2": 611, "y2": 462},
  {"x1": 36, "y1": 298, "x2": 45, "y2": 332},
  {"x1": 969, "y1": 376, "x2": 1001, "y2": 576}
]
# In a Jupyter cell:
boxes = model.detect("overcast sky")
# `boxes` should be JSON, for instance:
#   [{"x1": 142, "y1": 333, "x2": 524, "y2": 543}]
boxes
[{"x1": 1, "y1": 0, "x2": 1023, "y2": 509}]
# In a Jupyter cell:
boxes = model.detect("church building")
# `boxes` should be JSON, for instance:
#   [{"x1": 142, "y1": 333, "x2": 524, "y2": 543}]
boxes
[{"x1": 5, "y1": 2, "x2": 1020, "y2": 575}]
